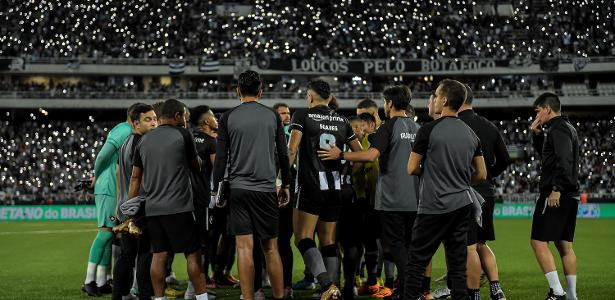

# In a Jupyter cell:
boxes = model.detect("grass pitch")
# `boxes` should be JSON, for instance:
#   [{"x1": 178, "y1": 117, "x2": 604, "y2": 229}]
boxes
[{"x1": 0, "y1": 219, "x2": 614, "y2": 299}]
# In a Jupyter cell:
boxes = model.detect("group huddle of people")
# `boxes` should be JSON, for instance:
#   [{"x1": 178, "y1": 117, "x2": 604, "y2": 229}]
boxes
[{"x1": 81, "y1": 70, "x2": 581, "y2": 300}]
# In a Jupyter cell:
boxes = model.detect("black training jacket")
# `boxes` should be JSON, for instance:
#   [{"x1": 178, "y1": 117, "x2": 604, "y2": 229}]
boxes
[
  {"x1": 459, "y1": 109, "x2": 511, "y2": 198},
  {"x1": 532, "y1": 116, "x2": 580, "y2": 195}
]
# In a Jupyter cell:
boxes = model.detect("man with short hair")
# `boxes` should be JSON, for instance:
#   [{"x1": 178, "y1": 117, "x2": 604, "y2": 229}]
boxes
[
  {"x1": 459, "y1": 84, "x2": 510, "y2": 300},
  {"x1": 530, "y1": 92, "x2": 580, "y2": 300},
  {"x1": 273, "y1": 103, "x2": 291, "y2": 128},
  {"x1": 212, "y1": 70, "x2": 290, "y2": 300},
  {"x1": 319, "y1": 85, "x2": 421, "y2": 300},
  {"x1": 128, "y1": 99, "x2": 208, "y2": 300},
  {"x1": 273, "y1": 102, "x2": 296, "y2": 297},
  {"x1": 288, "y1": 79, "x2": 363, "y2": 300},
  {"x1": 83, "y1": 105, "x2": 134, "y2": 297},
  {"x1": 185, "y1": 105, "x2": 220, "y2": 299},
  {"x1": 190, "y1": 107, "x2": 237, "y2": 289},
  {"x1": 356, "y1": 98, "x2": 382, "y2": 128},
  {"x1": 357, "y1": 107, "x2": 394, "y2": 296},
  {"x1": 113, "y1": 103, "x2": 157, "y2": 300},
  {"x1": 357, "y1": 113, "x2": 377, "y2": 136},
  {"x1": 404, "y1": 79, "x2": 487, "y2": 300}
]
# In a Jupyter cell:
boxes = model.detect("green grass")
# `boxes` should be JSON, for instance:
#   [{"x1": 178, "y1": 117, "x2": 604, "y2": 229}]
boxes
[{"x1": 0, "y1": 219, "x2": 614, "y2": 299}]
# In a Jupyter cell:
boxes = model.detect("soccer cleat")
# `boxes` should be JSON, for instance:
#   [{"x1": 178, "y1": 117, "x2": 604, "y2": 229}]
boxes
[
  {"x1": 357, "y1": 283, "x2": 381, "y2": 296},
  {"x1": 239, "y1": 288, "x2": 265, "y2": 300},
  {"x1": 82, "y1": 281, "x2": 101, "y2": 297},
  {"x1": 164, "y1": 286, "x2": 185, "y2": 297},
  {"x1": 185, "y1": 282, "x2": 196, "y2": 300},
  {"x1": 545, "y1": 289, "x2": 566, "y2": 300},
  {"x1": 423, "y1": 293, "x2": 436, "y2": 299},
  {"x1": 98, "y1": 282, "x2": 113, "y2": 294},
  {"x1": 293, "y1": 279, "x2": 317, "y2": 290},
  {"x1": 127, "y1": 219, "x2": 142, "y2": 235},
  {"x1": 431, "y1": 286, "x2": 451, "y2": 299},
  {"x1": 214, "y1": 273, "x2": 239, "y2": 286},
  {"x1": 112, "y1": 220, "x2": 130, "y2": 234},
  {"x1": 206, "y1": 278, "x2": 219, "y2": 290},
  {"x1": 255, "y1": 288, "x2": 266, "y2": 300},
  {"x1": 372, "y1": 287, "x2": 394, "y2": 298},
  {"x1": 285, "y1": 286, "x2": 294, "y2": 299},
  {"x1": 320, "y1": 284, "x2": 342, "y2": 300},
  {"x1": 490, "y1": 288, "x2": 506, "y2": 300},
  {"x1": 383, "y1": 295, "x2": 401, "y2": 300}
]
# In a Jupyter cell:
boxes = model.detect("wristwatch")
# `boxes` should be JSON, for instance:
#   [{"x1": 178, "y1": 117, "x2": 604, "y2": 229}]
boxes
[{"x1": 339, "y1": 152, "x2": 345, "y2": 161}]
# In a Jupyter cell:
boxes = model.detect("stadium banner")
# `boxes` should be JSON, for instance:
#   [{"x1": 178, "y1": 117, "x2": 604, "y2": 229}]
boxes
[
  {"x1": 494, "y1": 203, "x2": 615, "y2": 219},
  {"x1": 258, "y1": 58, "x2": 510, "y2": 74},
  {"x1": 0, "y1": 205, "x2": 97, "y2": 221},
  {"x1": 2, "y1": 204, "x2": 615, "y2": 221}
]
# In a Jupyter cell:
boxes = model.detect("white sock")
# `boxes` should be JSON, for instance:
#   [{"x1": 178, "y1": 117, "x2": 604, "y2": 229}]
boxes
[
  {"x1": 196, "y1": 293, "x2": 209, "y2": 300},
  {"x1": 565, "y1": 275, "x2": 577, "y2": 299},
  {"x1": 545, "y1": 271, "x2": 565, "y2": 295},
  {"x1": 96, "y1": 265, "x2": 108, "y2": 287},
  {"x1": 85, "y1": 262, "x2": 97, "y2": 284},
  {"x1": 154, "y1": 297, "x2": 167, "y2": 300}
]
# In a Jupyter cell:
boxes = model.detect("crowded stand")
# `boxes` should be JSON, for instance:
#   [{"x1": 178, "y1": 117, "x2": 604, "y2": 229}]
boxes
[
  {"x1": 4, "y1": 76, "x2": 614, "y2": 99},
  {"x1": 1, "y1": 1, "x2": 613, "y2": 60},
  {"x1": 1, "y1": 113, "x2": 613, "y2": 205}
]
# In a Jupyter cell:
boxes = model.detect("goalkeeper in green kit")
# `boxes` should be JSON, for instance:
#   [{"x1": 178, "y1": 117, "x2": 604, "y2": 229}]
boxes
[{"x1": 82, "y1": 109, "x2": 133, "y2": 297}]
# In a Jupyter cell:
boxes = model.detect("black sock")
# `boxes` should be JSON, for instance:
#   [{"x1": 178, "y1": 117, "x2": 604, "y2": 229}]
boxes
[
  {"x1": 490, "y1": 281, "x2": 502, "y2": 295},
  {"x1": 364, "y1": 250, "x2": 378, "y2": 286},
  {"x1": 468, "y1": 289, "x2": 481, "y2": 300},
  {"x1": 421, "y1": 276, "x2": 431, "y2": 294}
]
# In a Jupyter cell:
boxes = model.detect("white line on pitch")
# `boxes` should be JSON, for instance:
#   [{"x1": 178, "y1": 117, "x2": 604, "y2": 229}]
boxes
[{"x1": 0, "y1": 228, "x2": 96, "y2": 235}]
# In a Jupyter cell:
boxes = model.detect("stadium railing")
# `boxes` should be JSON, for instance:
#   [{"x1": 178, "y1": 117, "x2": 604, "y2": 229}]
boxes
[
  {"x1": 3, "y1": 56, "x2": 615, "y2": 66},
  {"x1": 2, "y1": 88, "x2": 613, "y2": 100}
]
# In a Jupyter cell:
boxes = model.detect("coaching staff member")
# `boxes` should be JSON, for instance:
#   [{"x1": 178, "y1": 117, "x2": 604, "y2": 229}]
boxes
[
  {"x1": 530, "y1": 93, "x2": 580, "y2": 300},
  {"x1": 213, "y1": 70, "x2": 291, "y2": 300},
  {"x1": 458, "y1": 84, "x2": 510, "y2": 300},
  {"x1": 127, "y1": 99, "x2": 209, "y2": 300},
  {"x1": 404, "y1": 79, "x2": 487, "y2": 300}
]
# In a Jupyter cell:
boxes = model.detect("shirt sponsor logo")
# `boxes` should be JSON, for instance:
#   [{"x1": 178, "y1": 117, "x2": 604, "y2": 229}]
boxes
[{"x1": 308, "y1": 114, "x2": 345, "y2": 123}]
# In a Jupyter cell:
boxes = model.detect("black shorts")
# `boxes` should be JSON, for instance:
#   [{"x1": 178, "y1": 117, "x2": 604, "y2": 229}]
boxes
[
  {"x1": 147, "y1": 212, "x2": 200, "y2": 254},
  {"x1": 531, "y1": 193, "x2": 578, "y2": 242},
  {"x1": 229, "y1": 188, "x2": 279, "y2": 240},
  {"x1": 295, "y1": 185, "x2": 342, "y2": 222},
  {"x1": 476, "y1": 197, "x2": 496, "y2": 242}
]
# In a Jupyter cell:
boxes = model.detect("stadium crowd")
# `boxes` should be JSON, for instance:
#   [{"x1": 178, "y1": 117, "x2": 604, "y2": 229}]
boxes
[
  {"x1": 0, "y1": 76, "x2": 544, "y2": 98},
  {"x1": 1, "y1": 0, "x2": 613, "y2": 60},
  {"x1": 1, "y1": 113, "x2": 613, "y2": 205}
]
